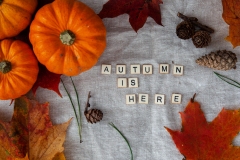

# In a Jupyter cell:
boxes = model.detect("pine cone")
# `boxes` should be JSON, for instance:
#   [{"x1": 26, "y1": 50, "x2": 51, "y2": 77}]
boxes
[
  {"x1": 196, "y1": 50, "x2": 237, "y2": 70},
  {"x1": 192, "y1": 30, "x2": 211, "y2": 48},
  {"x1": 85, "y1": 109, "x2": 103, "y2": 124},
  {"x1": 176, "y1": 21, "x2": 195, "y2": 39}
]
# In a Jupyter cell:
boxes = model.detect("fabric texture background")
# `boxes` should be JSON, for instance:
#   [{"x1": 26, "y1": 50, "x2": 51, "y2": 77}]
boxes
[{"x1": 1, "y1": 0, "x2": 240, "y2": 159}]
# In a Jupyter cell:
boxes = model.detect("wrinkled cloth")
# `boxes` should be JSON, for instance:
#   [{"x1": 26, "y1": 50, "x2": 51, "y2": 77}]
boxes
[{"x1": 1, "y1": 0, "x2": 240, "y2": 159}]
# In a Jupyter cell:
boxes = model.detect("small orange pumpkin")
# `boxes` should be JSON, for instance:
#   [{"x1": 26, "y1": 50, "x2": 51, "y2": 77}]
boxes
[
  {"x1": 0, "y1": 39, "x2": 39, "y2": 100},
  {"x1": 29, "y1": 0, "x2": 107, "y2": 76},
  {"x1": 0, "y1": 0, "x2": 38, "y2": 39}
]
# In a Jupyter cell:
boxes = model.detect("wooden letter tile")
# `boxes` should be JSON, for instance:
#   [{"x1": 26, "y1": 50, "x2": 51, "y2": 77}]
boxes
[
  {"x1": 131, "y1": 64, "x2": 141, "y2": 74},
  {"x1": 126, "y1": 94, "x2": 136, "y2": 104},
  {"x1": 101, "y1": 64, "x2": 111, "y2": 74},
  {"x1": 139, "y1": 94, "x2": 149, "y2": 104},
  {"x1": 128, "y1": 78, "x2": 138, "y2": 88},
  {"x1": 159, "y1": 64, "x2": 169, "y2": 74},
  {"x1": 171, "y1": 93, "x2": 182, "y2": 104},
  {"x1": 143, "y1": 64, "x2": 153, "y2": 74},
  {"x1": 173, "y1": 65, "x2": 184, "y2": 76},
  {"x1": 117, "y1": 78, "x2": 127, "y2": 88},
  {"x1": 116, "y1": 64, "x2": 126, "y2": 74},
  {"x1": 155, "y1": 94, "x2": 165, "y2": 105}
]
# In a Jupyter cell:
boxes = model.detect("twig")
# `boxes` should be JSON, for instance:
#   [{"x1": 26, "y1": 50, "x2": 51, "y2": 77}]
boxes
[
  {"x1": 214, "y1": 72, "x2": 240, "y2": 88},
  {"x1": 109, "y1": 122, "x2": 133, "y2": 160},
  {"x1": 177, "y1": 12, "x2": 214, "y2": 33},
  {"x1": 85, "y1": 91, "x2": 91, "y2": 113}
]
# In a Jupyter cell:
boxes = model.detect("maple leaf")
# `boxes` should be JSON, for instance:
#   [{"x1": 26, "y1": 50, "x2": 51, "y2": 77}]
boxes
[
  {"x1": 32, "y1": 64, "x2": 62, "y2": 97},
  {"x1": 165, "y1": 95, "x2": 240, "y2": 160},
  {"x1": 222, "y1": 0, "x2": 240, "y2": 48},
  {"x1": 0, "y1": 96, "x2": 71, "y2": 160},
  {"x1": 98, "y1": 0, "x2": 163, "y2": 32}
]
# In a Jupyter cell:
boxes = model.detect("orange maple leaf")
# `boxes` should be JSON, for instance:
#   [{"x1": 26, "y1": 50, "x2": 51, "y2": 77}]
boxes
[
  {"x1": 222, "y1": 0, "x2": 240, "y2": 48},
  {"x1": 165, "y1": 94, "x2": 240, "y2": 160},
  {"x1": 0, "y1": 97, "x2": 71, "y2": 160}
]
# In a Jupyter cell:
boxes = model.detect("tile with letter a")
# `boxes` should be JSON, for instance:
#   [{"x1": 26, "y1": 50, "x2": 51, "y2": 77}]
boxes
[
  {"x1": 173, "y1": 65, "x2": 184, "y2": 76},
  {"x1": 139, "y1": 94, "x2": 149, "y2": 104},
  {"x1": 117, "y1": 78, "x2": 127, "y2": 88},
  {"x1": 143, "y1": 64, "x2": 153, "y2": 74},
  {"x1": 126, "y1": 94, "x2": 136, "y2": 104},
  {"x1": 101, "y1": 64, "x2": 111, "y2": 74},
  {"x1": 171, "y1": 93, "x2": 182, "y2": 104},
  {"x1": 116, "y1": 64, "x2": 126, "y2": 74},
  {"x1": 155, "y1": 94, "x2": 165, "y2": 105}
]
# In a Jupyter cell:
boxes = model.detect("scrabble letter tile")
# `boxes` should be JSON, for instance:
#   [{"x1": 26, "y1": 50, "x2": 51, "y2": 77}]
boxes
[
  {"x1": 126, "y1": 94, "x2": 136, "y2": 104},
  {"x1": 173, "y1": 65, "x2": 184, "y2": 76},
  {"x1": 116, "y1": 64, "x2": 126, "y2": 74},
  {"x1": 131, "y1": 64, "x2": 141, "y2": 74},
  {"x1": 159, "y1": 64, "x2": 169, "y2": 74},
  {"x1": 139, "y1": 94, "x2": 149, "y2": 104},
  {"x1": 128, "y1": 78, "x2": 138, "y2": 88},
  {"x1": 171, "y1": 93, "x2": 182, "y2": 104},
  {"x1": 117, "y1": 78, "x2": 127, "y2": 88},
  {"x1": 143, "y1": 64, "x2": 153, "y2": 74},
  {"x1": 101, "y1": 64, "x2": 111, "y2": 74},
  {"x1": 155, "y1": 94, "x2": 165, "y2": 105}
]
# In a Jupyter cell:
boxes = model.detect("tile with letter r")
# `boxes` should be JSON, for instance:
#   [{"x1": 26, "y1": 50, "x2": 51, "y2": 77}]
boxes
[{"x1": 155, "y1": 94, "x2": 165, "y2": 105}]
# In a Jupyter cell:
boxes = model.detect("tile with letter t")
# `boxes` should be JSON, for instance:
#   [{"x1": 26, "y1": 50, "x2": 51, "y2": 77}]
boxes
[
  {"x1": 171, "y1": 93, "x2": 182, "y2": 104},
  {"x1": 138, "y1": 94, "x2": 149, "y2": 104},
  {"x1": 131, "y1": 64, "x2": 141, "y2": 74},
  {"x1": 159, "y1": 64, "x2": 169, "y2": 74},
  {"x1": 143, "y1": 64, "x2": 153, "y2": 74},
  {"x1": 173, "y1": 65, "x2": 184, "y2": 76},
  {"x1": 155, "y1": 94, "x2": 165, "y2": 105},
  {"x1": 126, "y1": 94, "x2": 136, "y2": 104},
  {"x1": 116, "y1": 64, "x2": 126, "y2": 74},
  {"x1": 117, "y1": 78, "x2": 127, "y2": 88},
  {"x1": 128, "y1": 78, "x2": 138, "y2": 88},
  {"x1": 101, "y1": 64, "x2": 111, "y2": 74}
]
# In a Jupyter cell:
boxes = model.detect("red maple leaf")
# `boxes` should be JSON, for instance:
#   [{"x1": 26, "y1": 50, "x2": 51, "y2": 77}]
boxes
[
  {"x1": 32, "y1": 64, "x2": 62, "y2": 97},
  {"x1": 165, "y1": 94, "x2": 240, "y2": 160},
  {"x1": 98, "y1": 0, "x2": 163, "y2": 32}
]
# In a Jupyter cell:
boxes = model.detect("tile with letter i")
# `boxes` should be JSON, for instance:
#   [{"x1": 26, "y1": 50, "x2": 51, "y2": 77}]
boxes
[
  {"x1": 128, "y1": 78, "x2": 138, "y2": 88},
  {"x1": 139, "y1": 94, "x2": 149, "y2": 104},
  {"x1": 116, "y1": 64, "x2": 126, "y2": 74},
  {"x1": 159, "y1": 64, "x2": 169, "y2": 74},
  {"x1": 131, "y1": 64, "x2": 141, "y2": 74},
  {"x1": 171, "y1": 93, "x2": 182, "y2": 104},
  {"x1": 126, "y1": 94, "x2": 136, "y2": 104},
  {"x1": 117, "y1": 78, "x2": 127, "y2": 88},
  {"x1": 155, "y1": 94, "x2": 165, "y2": 105},
  {"x1": 101, "y1": 64, "x2": 111, "y2": 74},
  {"x1": 143, "y1": 64, "x2": 153, "y2": 74},
  {"x1": 173, "y1": 65, "x2": 184, "y2": 76}
]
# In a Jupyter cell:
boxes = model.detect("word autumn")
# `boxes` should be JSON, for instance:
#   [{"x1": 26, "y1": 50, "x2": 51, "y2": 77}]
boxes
[
  {"x1": 126, "y1": 93, "x2": 182, "y2": 105},
  {"x1": 101, "y1": 64, "x2": 184, "y2": 75}
]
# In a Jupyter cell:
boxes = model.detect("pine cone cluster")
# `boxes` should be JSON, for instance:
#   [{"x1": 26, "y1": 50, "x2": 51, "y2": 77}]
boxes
[
  {"x1": 196, "y1": 50, "x2": 237, "y2": 70},
  {"x1": 176, "y1": 21, "x2": 195, "y2": 40}
]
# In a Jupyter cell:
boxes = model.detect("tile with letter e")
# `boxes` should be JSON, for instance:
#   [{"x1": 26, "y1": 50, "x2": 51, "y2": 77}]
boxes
[
  {"x1": 143, "y1": 64, "x2": 153, "y2": 74},
  {"x1": 101, "y1": 64, "x2": 111, "y2": 74},
  {"x1": 131, "y1": 64, "x2": 141, "y2": 74},
  {"x1": 126, "y1": 94, "x2": 136, "y2": 104},
  {"x1": 155, "y1": 94, "x2": 165, "y2": 105},
  {"x1": 159, "y1": 64, "x2": 169, "y2": 74},
  {"x1": 139, "y1": 94, "x2": 149, "y2": 104},
  {"x1": 116, "y1": 64, "x2": 126, "y2": 74},
  {"x1": 128, "y1": 78, "x2": 138, "y2": 88},
  {"x1": 173, "y1": 65, "x2": 184, "y2": 76},
  {"x1": 117, "y1": 78, "x2": 127, "y2": 88},
  {"x1": 171, "y1": 93, "x2": 182, "y2": 104}
]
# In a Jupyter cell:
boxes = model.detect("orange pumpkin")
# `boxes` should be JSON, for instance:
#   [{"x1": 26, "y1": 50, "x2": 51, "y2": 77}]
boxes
[
  {"x1": 0, "y1": 0, "x2": 38, "y2": 39},
  {"x1": 0, "y1": 39, "x2": 39, "y2": 100},
  {"x1": 29, "y1": 0, "x2": 107, "y2": 76}
]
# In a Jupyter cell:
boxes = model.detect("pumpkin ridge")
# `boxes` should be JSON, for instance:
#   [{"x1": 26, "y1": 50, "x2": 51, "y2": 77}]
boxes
[
  {"x1": 2, "y1": 3, "x2": 32, "y2": 14},
  {"x1": 0, "y1": 10, "x2": 15, "y2": 34}
]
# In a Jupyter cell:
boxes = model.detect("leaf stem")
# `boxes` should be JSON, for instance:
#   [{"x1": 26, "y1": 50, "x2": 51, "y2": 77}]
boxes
[
  {"x1": 61, "y1": 78, "x2": 82, "y2": 143},
  {"x1": 109, "y1": 122, "x2": 133, "y2": 160},
  {"x1": 214, "y1": 72, "x2": 240, "y2": 88}
]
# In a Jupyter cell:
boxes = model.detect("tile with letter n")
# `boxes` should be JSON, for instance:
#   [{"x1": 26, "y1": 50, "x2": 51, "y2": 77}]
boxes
[
  {"x1": 101, "y1": 64, "x2": 111, "y2": 74},
  {"x1": 159, "y1": 64, "x2": 169, "y2": 74},
  {"x1": 173, "y1": 65, "x2": 184, "y2": 76},
  {"x1": 126, "y1": 94, "x2": 136, "y2": 104},
  {"x1": 116, "y1": 64, "x2": 126, "y2": 74},
  {"x1": 143, "y1": 64, "x2": 153, "y2": 74},
  {"x1": 128, "y1": 78, "x2": 138, "y2": 88},
  {"x1": 171, "y1": 93, "x2": 182, "y2": 104},
  {"x1": 155, "y1": 94, "x2": 165, "y2": 105},
  {"x1": 138, "y1": 94, "x2": 149, "y2": 104},
  {"x1": 117, "y1": 78, "x2": 127, "y2": 88}
]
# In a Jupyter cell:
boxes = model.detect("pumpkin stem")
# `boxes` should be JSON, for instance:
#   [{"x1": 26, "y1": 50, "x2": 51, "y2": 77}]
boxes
[
  {"x1": 0, "y1": 0, "x2": 3, "y2": 5},
  {"x1": 60, "y1": 30, "x2": 76, "y2": 45},
  {"x1": 0, "y1": 60, "x2": 12, "y2": 74}
]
